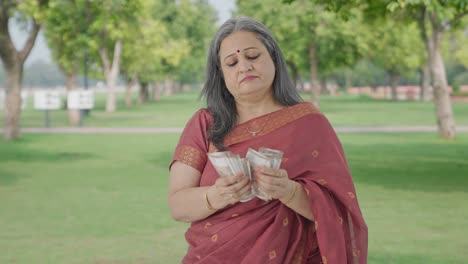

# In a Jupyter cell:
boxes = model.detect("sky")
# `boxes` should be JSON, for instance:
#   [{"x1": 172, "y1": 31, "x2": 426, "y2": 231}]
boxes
[{"x1": 9, "y1": 0, "x2": 236, "y2": 66}]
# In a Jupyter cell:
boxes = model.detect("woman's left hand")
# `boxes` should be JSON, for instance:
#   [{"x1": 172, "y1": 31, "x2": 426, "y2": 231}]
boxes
[{"x1": 254, "y1": 167, "x2": 293, "y2": 200}]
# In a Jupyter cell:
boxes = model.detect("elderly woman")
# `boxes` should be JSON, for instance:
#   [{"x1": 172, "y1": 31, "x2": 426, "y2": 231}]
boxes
[{"x1": 169, "y1": 17, "x2": 367, "y2": 264}]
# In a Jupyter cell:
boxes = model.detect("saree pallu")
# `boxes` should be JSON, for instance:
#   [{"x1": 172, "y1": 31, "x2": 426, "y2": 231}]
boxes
[{"x1": 170, "y1": 102, "x2": 368, "y2": 264}]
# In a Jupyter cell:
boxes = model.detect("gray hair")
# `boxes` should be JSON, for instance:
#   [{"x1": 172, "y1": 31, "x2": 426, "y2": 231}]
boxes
[{"x1": 201, "y1": 16, "x2": 302, "y2": 150}]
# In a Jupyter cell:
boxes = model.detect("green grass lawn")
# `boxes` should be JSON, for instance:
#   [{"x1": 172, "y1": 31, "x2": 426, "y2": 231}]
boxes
[
  {"x1": 1, "y1": 133, "x2": 467, "y2": 263},
  {"x1": 9, "y1": 90, "x2": 468, "y2": 128}
]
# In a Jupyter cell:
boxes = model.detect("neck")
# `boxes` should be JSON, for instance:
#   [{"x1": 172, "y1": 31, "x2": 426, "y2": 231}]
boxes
[{"x1": 235, "y1": 94, "x2": 283, "y2": 124}]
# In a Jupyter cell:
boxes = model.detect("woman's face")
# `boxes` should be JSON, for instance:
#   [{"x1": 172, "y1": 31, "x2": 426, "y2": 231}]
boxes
[{"x1": 219, "y1": 31, "x2": 276, "y2": 100}]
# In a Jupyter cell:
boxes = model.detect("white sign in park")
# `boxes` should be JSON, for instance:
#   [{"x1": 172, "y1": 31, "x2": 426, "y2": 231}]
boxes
[
  {"x1": 34, "y1": 90, "x2": 62, "y2": 110},
  {"x1": 68, "y1": 90, "x2": 94, "y2": 110}
]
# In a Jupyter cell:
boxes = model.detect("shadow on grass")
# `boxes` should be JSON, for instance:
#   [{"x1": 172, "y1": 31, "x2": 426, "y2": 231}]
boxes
[
  {"x1": 0, "y1": 168, "x2": 26, "y2": 186},
  {"x1": 0, "y1": 147, "x2": 95, "y2": 186},
  {"x1": 0, "y1": 146, "x2": 95, "y2": 163},
  {"x1": 346, "y1": 141, "x2": 468, "y2": 193}
]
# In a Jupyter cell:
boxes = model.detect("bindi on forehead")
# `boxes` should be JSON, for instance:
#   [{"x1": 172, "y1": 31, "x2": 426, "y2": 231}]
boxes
[{"x1": 223, "y1": 47, "x2": 260, "y2": 61}]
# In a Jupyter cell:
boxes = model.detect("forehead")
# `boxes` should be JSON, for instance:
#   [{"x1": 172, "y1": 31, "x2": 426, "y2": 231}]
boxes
[{"x1": 219, "y1": 31, "x2": 266, "y2": 56}]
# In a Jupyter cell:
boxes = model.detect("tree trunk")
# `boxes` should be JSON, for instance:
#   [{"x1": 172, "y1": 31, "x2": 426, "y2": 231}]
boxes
[
  {"x1": 309, "y1": 41, "x2": 320, "y2": 108},
  {"x1": 418, "y1": 8, "x2": 455, "y2": 138},
  {"x1": 124, "y1": 79, "x2": 132, "y2": 108},
  {"x1": 344, "y1": 68, "x2": 351, "y2": 92},
  {"x1": 182, "y1": 83, "x2": 191, "y2": 92},
  {"x1": 0, "y1": 15, "x2": 41, "y2": 140},
  {"x1": 419, "y1": 64, "x2": 431, "y2": 101},
  {"x1": 164, "y1": 79, "x2": 174, "y2": 96},
  {"x1": 3, "y1": 65, "x2": 22, "y2": 139},
  {"x1": 125, "y1": 74, "x2": 137, "y2": 107},
  {"x1": 430, "y1": 28, "x2": 456, "y2": 139},
  {"x1": 99, "y1": 39, "x2": 122, "y2": 113},
  {"x1": 138, "y1": 82, "x2": 149, "y2": 104},
  {"x1": 152, "y1": 82, "x2": 161, "y2": 102},
  {"x1": 174, "y1": 81, "x2": 181, "y2": 94},
  {"x1": 65, "y1": 72, "x2": 80, "y2": 126},
  {"x1": 105, "y1": 75, "x2": 117, "y2": 112},
  {"x1": 389, "y1": 72, "x2": 400, "y2": 101},
  {"x1": 288, "y1": 61, "x2": 299, "y2": 90}
]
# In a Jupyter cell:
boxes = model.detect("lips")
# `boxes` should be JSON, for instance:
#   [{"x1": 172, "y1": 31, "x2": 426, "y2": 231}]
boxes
[{"x1": 241, "y1": 75, "x2": 257, "y2": 83}]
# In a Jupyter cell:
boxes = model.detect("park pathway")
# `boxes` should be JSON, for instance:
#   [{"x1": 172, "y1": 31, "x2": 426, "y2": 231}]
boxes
[{"x1": 3, "y1": 126, "x2": 468, "y2": 134}]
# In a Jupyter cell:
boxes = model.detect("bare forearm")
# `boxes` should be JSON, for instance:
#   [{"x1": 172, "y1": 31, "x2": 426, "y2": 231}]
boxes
[
  {"x1": 169, "y1": 186, "x2": 216, "y2": 222},
  {"x1": 280, "y1": 181, "x2": 314, "y2": 221}
]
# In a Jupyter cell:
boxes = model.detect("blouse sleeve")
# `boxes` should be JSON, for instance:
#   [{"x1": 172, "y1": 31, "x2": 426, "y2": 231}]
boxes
[{"x1": 169, "y1": 109, "x2": 211, "y2": 173}]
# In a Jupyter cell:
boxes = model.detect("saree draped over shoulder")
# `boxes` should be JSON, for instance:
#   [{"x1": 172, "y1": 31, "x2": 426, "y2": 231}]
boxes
[{"x1": 170, "y1": 102, "x2": 368, "y2": 264}]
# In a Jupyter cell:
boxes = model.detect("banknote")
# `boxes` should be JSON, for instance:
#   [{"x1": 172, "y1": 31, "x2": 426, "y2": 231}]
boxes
[
  {"x1": 246, "y1": 148, "x2": 274, "y2": 201},
  {"x1": 209, "y1": 147, "x2": 284, "y2": 202},
  {"x1": 208, "y1": 151, "x2": 238, "y2": 177},
  {"x1": 239, "y1": 158, "x2": 255, "y2": 202},
  {"x1": 208, "y1": 151, "x2": 255, "y2": 202},
  {"x1": 259, "y1": 147, "x2": 283, "y2": 169}
]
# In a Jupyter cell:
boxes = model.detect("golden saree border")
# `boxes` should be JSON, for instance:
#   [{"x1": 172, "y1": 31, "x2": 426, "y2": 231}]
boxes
[
  {"x1": 209, "y1": 102, "x2": 320, "y2": 152},
  {"x1": 174, "y1": 145, "x2": 207, "y2": 172}
]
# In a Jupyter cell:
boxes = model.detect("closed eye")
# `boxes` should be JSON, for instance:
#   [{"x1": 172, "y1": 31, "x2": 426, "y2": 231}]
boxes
[
  {"x1": 225, "y1": 54, "x2": 260, "y2": 67},
  {"x1": 227, "y1": 62, "x2": 237, "y2": 67},
  {"x1": 247, "y1": 54, "x2": 260, "y2": 60}
]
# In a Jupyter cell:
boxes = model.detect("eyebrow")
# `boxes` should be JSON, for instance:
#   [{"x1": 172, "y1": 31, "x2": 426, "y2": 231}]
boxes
[{"x1": 223, "y1": 47, "x2": 259, "y2": 61}]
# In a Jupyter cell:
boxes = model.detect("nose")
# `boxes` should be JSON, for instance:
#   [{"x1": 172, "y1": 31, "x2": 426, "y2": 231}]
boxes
[{"x1": 238, "y1": 58, "x2": 252, "y2": 73}]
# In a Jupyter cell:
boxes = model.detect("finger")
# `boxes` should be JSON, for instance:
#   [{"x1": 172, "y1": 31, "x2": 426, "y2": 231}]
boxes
[
  {"x1": 256, "y1": 167, "x2": 286, "y2": 178},
  {"x1": 217, "y1": 175, "x2": 244, "y2": 187},
  {"x1": 256, "y1": 174, "x2": 283, "y2": 187},
  {"x1": 229, "y1": 177, "x2": 250, "y2": 193},
  {"x1": 237, "y1": 181, "x2": 252, "y2": 197}
]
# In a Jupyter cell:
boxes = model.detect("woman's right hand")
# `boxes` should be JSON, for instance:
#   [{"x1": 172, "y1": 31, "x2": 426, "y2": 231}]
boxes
[{"x1": 207, "y1": 174, "x2": 251, "y2": 209}]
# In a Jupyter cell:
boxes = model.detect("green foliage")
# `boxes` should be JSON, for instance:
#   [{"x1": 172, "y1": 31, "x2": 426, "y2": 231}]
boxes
[
  {"x1": 120, "y1": 0, "x2": 216, "y2": 84},
  {"x1": 347, "y1": 60, "x2": 388, "y2": 87},
  {"x1": 17, "y1": 0, "x2": 50, "y2": 23},
  {"x1": 172, "y1": 0, "x2": 217, "y2": 83},
  {"x1": 387, "y1": 0, "x2": 468, "y2": 26},
  {"x1": 43, "y1": 0, "x2": 144, "y2": 80},
  {"x1": 452, "y1": 71, "x2": 468, "y2": 88},
  {"x1": 237, "y1": 0, "x2": 368, "y2": 78},
  {"x1": 367, "y1": 19, "x2": 423, "y2": 77},
  {"x1": 120, "y1": 0, "x2": 175, "y2": 83},
  {"x1": 44, "y1": 0, "x2": 87, "y2": 75},
  {"x1": 451, "y1": 23, "x2": 468, "y2": 68},
  {"x1": 153, "y1": 0, "x2": 217, "y2": 83}
]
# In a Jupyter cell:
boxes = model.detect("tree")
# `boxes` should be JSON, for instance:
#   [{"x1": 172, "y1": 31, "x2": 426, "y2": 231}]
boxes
[
  {"x1": 0, "y1": 0, "x2": 49, "y2": 140},
  {"x1": 286, "y1": 0, "x2": 467, "y2": 138},
  {"x1": 44, "y1": 0, "x2": 88, "y2": 125},
  {"x1": 171, "y1": 0, "x2": 217, "y2": 86},
  {"x1": 120, "y1": 0, "x2": 192, "y2": 104},
  {"x1": 119, "y1": 0, "x2": 169, "y2": 105},
  {"x1": 85, "y1": 0, "x2": 142, "y2": 112},
  {"x1": 155, "y1": 0, "x2": 207, "y2": 95},
  {"x1": 367, "y1": 19, "x2": 422, "y2": 100},
  {"x1": 384, "y1": 0, "x2": 467, "y2": 138},
  {"x1": 238, "y1": 0, "x2": 367, "y2": 106}
]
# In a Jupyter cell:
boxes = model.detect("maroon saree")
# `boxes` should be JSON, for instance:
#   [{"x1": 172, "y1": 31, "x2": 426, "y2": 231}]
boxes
[{"x1": 170, "y1": 102, "x2": 368, "y2": 264}]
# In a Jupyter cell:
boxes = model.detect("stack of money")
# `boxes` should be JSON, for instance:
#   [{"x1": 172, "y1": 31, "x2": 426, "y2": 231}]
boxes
[
  {"x1": 208, "y1": 147, "x2": 284, "y2": 202},
  {"x1": 246, "y1": 148, "x2": 283, "y2": 201},
  {"x1": 208, "y1": 151, "x2": 255, "y2": 202}
]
